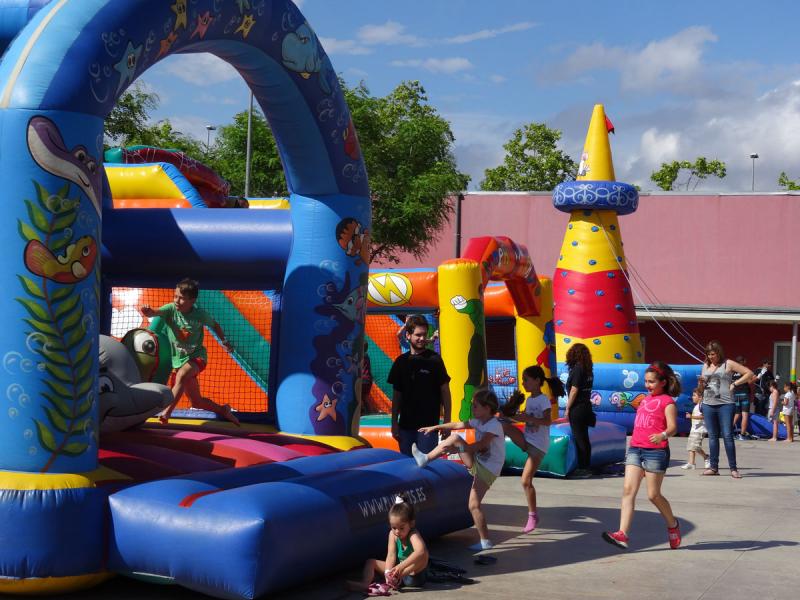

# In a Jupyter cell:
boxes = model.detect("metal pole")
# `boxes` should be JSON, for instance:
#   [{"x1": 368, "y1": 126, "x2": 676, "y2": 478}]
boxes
[
  {"x1": 751, "y1": 157, "x2": 755, "y2": 192},
  {"x1": 244, "y1": 90, "x2": 254, "y2": 198},
  {"x1": 792, "y1": 322, "x2": 797, "y2": 384},
  {"x1": 454, "y1": 193, "x2": 464, "y2": 258}
]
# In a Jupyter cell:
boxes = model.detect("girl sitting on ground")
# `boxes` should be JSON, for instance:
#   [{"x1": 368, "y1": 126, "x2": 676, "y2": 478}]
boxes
[
  {"x1": 412, "y1": 387, "x2": 505, "y2": 551},
  {"x1": 345, "y1": 494, "x2": 428, "y2": 596}
]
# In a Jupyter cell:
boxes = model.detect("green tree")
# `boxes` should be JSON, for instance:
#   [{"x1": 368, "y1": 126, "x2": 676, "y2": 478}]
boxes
[
  {"x1": 778, "y1": 171, "x2": 800, "y2": 190},
  {"x1": 207, "y1": 108, "x2": 286, "y2": 197},
  {"x1": 480, "y1": 123, "x2": 577, "y2": 191},
  {"x1": 344, "y1": 80, "x2": 470, "y2": 263},
  {"x1": 650, "y1": 157, "x2": 726, "y2": 191},
  {"x1": 104, "y1": 83, "x2": 158, "y2": 146},
  {"x1": 104, "y1": 82, "x2": 204, "y2": 158}
]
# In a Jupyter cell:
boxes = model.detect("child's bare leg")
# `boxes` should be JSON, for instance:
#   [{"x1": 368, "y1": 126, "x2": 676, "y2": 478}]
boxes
[
  {"x1": 645, "y1": 471, "x2": 676, "y2": 527},
  {"x1": 619, "y1": 465, "x2": 644, "y2": 534},
  {"x1": 180, "y1": 365, "x2": 240, "y2": 425},
  {"x1": 345, "y1": 558, "x2": 385, "y2": 591},
  {"x1": 468, "y1": 476, "x2": 491, "y2": 541},
  {"x1": 162, "y1": 366, "x2": 191, "y2": 423},
  {"x1": 521, "y1": 453, "x2": 543, "y2": 512},
  {"x1": 425, "y1": 432, "x2": 466, "y2": 461},
  {"x1": 687, "y1": 450, "x2": 695, "y2": 465},
  {"x1": 502, "y1": 421, "x2": 526, "y2": 451},
  {"x1": 697, "y1": 448, "x2": 708, "y2": 459}
]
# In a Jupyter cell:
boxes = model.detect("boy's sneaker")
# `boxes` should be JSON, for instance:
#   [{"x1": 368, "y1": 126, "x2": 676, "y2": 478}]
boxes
[
  {"x1": 411, "y1": 443, "x2": 429, "y2": 467},
  {"x1": 601, "y1": 530, "x2": 629, "y2": 549},
  {"x1": 680, "y1": 463, "x2": 695, "y2": 470},
  {"x1": 572, "y1": 468, "x2": 593, "y2": 479},
  {"x1": 704, "y1": 459, "x2": 711, "y2": 469},
  {"x1": 668, "y1": 520, "x2": 681, "y2": 549}
]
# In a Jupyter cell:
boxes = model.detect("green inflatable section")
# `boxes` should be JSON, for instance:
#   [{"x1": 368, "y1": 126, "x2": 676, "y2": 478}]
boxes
[
  {"x1": 504, "y1": 434, "x2": 573, "y2": 477},
  {"x1": 359, "y1": 415, "x2": 575, "y2": 477}
]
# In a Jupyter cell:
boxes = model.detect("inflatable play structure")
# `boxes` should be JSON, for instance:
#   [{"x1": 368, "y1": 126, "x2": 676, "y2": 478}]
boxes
[
  {"x1": 0, "y1": 2, "x2": 471, "y2": 598},
  {"x1": 551, "y1": 105, "x2": 699, "y2": 430}
]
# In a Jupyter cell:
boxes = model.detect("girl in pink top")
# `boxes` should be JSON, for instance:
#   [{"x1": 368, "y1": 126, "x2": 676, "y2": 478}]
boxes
[{"x1": 602, "y1": 361, "x2": 680, "y2": 551}]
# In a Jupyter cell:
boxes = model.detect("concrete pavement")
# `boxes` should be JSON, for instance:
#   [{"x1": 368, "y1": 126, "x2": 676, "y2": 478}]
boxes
[{"x1": 60, "y1": 436, "x2": 800, "y2": 600}]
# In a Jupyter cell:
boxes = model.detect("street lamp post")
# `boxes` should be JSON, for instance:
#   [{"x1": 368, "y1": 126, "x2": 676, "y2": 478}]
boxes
[
  {"x1": 749, "y1": 152, "x2": 758, "y2": 192},
  {"x1": 205, "y1": 124, "x2": 217, "y2": 156},
  {"x1": 244, "y1": 91, "x2": 254, "y2": 198}
]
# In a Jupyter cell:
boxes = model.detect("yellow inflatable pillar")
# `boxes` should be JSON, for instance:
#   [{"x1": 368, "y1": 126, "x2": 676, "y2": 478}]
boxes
[
  {"x1": 552, "y1": 105, "x2": 642, "y2": 363},
  {"x1": 515, "y1": 277, "x2": 559, "y2": 419},
  {"x1": 438, "y1": 259, "x2": 487, "y2": 423}
]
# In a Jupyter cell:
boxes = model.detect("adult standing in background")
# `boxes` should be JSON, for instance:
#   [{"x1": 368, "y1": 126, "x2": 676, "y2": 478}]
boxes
[
  {"x1": 389, "y1": 314, "x2": 451, "y2": 456},
  {"x1": 752, "y1": 358, "x2": 775, "y2": 416},
  {"x1": 564, "y1": 343, "x2": 596, "y2": 478},
  {"x1": 732, "y1": 356, "x2": 754, "y2": 440},
  {"x1": 700, "y1": 341, "x2": 753, "y2": 479}
]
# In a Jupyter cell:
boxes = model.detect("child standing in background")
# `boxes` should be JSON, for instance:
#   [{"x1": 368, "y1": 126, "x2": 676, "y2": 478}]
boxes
[
  {"x1": 767, "y1": 380, "x2": 781, "y2": 441},
  {"x1": 782, "y1": 382, "x2": 796, "y2": 443},
  {"x1": 682, "y1": 388, "x2": 709, "y2": 470}
]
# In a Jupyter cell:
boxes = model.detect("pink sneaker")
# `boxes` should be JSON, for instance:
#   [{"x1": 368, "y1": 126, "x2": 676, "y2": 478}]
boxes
[
  {"x1": 523, "y1": 511, "x2": 539, "y2": 533},
  {"x1": 668, "y1": 519, "x2": 681, "y2": 549},
  {"x1": 602, "y1": 530, "x2": 629, "y2": 549}
]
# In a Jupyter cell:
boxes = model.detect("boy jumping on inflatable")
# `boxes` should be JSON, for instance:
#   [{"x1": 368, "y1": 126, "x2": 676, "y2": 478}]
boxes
[{"x1": 141, "y1": 278, "x2": 240, "y2": 426}]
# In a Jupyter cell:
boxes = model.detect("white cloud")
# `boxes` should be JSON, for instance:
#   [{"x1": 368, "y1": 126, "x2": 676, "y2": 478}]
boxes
[
  {"x1": 161, "y1": 53, "x2": 240, "y2": 85},
  {"x1": 444, "y1": 21, "x2": 535, "y2": 44},
  {"x1": 489, "y1": 74, "x2": 507, "y2": 83},
  {"x1": 546, "y1": 26, "x2": 718, "y2": 94},
  {"x1": 357, "y1": 21, "x2": 420, "y2": 46},
  {"x1": 319, "y1": 37, "x2": 371, "y2": 55},
  {"x1": 391, "y1": 57, "x2": 473, "y2": 74}
]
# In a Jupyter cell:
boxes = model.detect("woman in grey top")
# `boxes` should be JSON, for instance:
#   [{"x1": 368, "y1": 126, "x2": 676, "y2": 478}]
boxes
[{"x1": 700, "y1": 341, "x2": 753, "y2": 478}]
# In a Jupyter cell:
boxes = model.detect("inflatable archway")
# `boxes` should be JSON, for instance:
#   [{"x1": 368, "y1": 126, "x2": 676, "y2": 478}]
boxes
[
  {"x1": 0, "y1": 0, "x2": 372, "y2": 591},
  {"x1": 0, "y1": 0, "x2": 368, "y2": 474}
]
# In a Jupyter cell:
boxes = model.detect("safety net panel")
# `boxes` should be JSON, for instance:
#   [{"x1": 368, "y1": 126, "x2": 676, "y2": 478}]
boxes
[{"x1": 110, "y1": 287, "x2": 272, "y2": 414}]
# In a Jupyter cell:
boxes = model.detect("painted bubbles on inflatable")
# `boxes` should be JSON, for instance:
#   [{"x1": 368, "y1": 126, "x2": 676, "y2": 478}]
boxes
[{"x1": 0, "y1": 0, "x2": 373, "y2": 593}]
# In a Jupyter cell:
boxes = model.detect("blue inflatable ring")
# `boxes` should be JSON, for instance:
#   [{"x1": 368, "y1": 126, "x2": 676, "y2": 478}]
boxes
[{"x1": 552, "y1": 180, "x2": 639, "y2": 215}]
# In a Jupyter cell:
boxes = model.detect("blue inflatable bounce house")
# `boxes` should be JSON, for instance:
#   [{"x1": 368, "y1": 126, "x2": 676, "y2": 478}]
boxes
[{"x1": 0, "y1": 1, "x2": 471, "y2": 597}]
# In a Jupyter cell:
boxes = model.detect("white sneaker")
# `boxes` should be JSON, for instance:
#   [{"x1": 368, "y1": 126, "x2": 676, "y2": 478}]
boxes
[
  {"x1": 468, "y1": 539, "x2": 495, "y2": 551},
  {"x1": 680, "y1": 463, "x2": 695, "y2": 470},
  {"x1": 704, "y1": 459, "x2": 711, "y2": 469},
  {"x1": 411, "y1": 443, "x2": 429, "y2": 467}
]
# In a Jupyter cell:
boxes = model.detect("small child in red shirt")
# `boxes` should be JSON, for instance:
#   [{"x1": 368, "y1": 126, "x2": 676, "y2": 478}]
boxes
[{"x1": 602, "y1": 360, "x2": 680, "y2": 550}]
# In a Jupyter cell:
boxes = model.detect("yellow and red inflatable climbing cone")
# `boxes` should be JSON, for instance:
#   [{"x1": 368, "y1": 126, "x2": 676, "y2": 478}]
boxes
[{"x1": 552, "y1": 104, "x2": 642, "y2": 363}]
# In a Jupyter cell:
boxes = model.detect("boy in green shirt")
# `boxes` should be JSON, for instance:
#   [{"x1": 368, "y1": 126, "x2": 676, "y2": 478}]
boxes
[{"x1": 141, "y1": 278, "x2": 239, "y2": 426}]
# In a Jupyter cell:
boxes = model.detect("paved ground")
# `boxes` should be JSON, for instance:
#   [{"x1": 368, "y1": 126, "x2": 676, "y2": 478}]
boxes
[{"x1": 39, "y1": 437, "x2": 800, "y2": 600}]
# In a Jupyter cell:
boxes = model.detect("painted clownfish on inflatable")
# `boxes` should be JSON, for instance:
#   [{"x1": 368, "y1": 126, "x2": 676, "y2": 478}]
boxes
[{"x1": 23, "y1": 236, "x2": 97, "y2": 284}]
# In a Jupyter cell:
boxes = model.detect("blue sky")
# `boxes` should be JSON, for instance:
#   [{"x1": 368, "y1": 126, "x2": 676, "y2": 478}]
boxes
[{"x1": 141, "y1": 0, "x2": 800, "y2": 191}]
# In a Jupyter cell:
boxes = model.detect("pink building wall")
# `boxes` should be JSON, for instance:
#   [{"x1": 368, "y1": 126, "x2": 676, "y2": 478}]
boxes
[{"x1": 384, "y1": 192, "x2": 800, "y2": 311}]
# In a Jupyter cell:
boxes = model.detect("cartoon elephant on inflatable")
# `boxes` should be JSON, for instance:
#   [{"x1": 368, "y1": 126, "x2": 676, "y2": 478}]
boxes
[{"x1": 99, "y1": 334, "x2": 173, "y2": 433}]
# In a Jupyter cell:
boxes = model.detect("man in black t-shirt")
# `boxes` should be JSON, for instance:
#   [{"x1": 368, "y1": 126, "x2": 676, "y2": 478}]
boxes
[
  {"x1": 752, "y1": 358, "x2": 774, "y2": 416},
  {"x1": 388, "y1": 314, "x2": 451, "y2": 456}
]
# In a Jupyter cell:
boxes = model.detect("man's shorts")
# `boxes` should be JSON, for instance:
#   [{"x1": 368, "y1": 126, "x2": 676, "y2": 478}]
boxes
[
  {"x1": 468, "y1": 460, "x2": 497, "y2": 487},
  {"x1": 686, "y1": 431, "x2": 705, "y2": 452},
  {"x1": 625, "y1": 445, "x2": 670, "y2": 473},
  {"x1": 733, "y1": 392, "x2": 750, "y2": 414}
]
